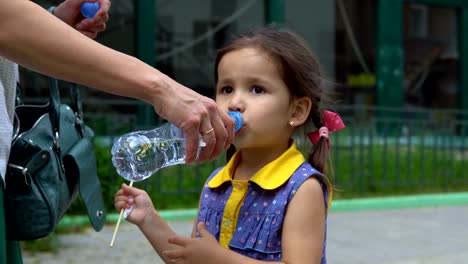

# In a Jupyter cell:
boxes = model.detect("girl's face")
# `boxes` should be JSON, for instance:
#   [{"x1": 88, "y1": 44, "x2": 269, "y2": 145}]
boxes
[{"x1": 216, "y1": 47, "x2": 298, "y2": 150}]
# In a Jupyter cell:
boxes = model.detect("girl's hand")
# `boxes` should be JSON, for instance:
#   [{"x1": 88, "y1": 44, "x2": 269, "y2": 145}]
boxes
[
  {"x1": 114, "y1": 183, "x2": 155, "y2": 227},
  {"x1": 53, "y1": 0, "x2": 111, "y2": 39},
  {"x1": 163, "y1": 222, "x2": 222, "y2": 264}
]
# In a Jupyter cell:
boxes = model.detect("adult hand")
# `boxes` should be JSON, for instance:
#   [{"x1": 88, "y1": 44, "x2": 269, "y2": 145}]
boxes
[
  {"x1": 114, "y1": 183, "x2": 155, "y2": 227},
  {"x1": 153, "y1": 75, "x2": 235, "y2": 164},
  {"x1": 163, "y1": 222, "x2": 223, "y2": 264},
  {"x1": 53, "y1": 0, "x2": 111, "y2": 39}
]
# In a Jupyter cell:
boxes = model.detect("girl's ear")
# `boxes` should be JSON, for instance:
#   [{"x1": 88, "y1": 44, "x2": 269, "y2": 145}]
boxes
[{"x1": 289, "y1": 96, "x2": 312, "y2": 127}]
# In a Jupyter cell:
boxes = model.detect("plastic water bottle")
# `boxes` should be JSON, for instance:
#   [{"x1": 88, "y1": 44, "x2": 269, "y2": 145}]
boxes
[
  {"x1": 81, "y1": 2, "x2": 100, "y2": 18},
  {"x1": 111, "y1": 111, "x2": 243, "y2": 182}
]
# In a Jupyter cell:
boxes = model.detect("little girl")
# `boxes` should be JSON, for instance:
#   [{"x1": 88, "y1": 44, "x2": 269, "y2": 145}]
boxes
[{"x1": 114, "y1": 27, "x2": 344, "y2": 264}]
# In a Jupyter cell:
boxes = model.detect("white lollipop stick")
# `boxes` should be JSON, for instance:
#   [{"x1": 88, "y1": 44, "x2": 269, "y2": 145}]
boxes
[{"x1": 110, "y1": 180, "x2": 133, "y2": 247}]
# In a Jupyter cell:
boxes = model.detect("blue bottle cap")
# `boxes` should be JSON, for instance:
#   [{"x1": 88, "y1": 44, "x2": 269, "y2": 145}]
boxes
[
  {"x1": 227, "y1": 111, "x2": 243, "y2": 133},
  {"x1": 81, "y1": 2, "x2": 100, "y2": 19}
]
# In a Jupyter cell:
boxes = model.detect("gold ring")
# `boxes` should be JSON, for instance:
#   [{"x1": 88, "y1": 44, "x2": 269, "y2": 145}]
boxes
[{"x1": 202, "y1": 128, "x2": 214, "y2": 135}]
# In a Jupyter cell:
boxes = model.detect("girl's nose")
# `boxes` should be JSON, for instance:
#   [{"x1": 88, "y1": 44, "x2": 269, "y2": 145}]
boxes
[
  {"x1": 228, "y1": 104, "x2": 242, "y2": 113},
  {"x1": 227, "y1": 93, "x2": 244, "y2": 113}
]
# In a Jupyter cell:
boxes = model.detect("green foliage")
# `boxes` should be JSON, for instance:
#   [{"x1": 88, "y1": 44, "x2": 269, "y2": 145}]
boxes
[
  {"x1": 26, "y1": 139, "x2": 468, "y2": 254},
  {"x1": 331, "y1": 144, "x2": 468, "y2": 198},
  {"x1": 64, "y1": 141, "x2": 468, "y2": 216},
  {"x1": 140, "y1": 159, "x2": 224, "y2": 210},
  {"x1": 65, "y1": 143, "x2": 225, "y2": 215},
  {"x1": 21, "y1": 234, "x2": 59, "y2": 253}
]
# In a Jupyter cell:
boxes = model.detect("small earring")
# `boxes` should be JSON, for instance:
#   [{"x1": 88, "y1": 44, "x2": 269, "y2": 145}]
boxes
[{"x1": 289, "y1": 120, "x2": 294, "y2": 127}]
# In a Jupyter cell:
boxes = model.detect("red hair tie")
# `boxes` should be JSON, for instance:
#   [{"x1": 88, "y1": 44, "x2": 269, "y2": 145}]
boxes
[{"x1": 307, "y1": 110, "x2": 345, "y2": 149}]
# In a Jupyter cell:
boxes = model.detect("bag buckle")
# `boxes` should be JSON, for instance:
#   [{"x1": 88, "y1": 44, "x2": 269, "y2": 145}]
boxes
[
  {"x1": 54, "y1": 131, "x2": 60, "y2": 150},
  {"x1": 75, "y1": 114, "x2": 82, "y2": 126},
  {"x1": 7, "y1": 164, "x2": 31, "y2": 186}
]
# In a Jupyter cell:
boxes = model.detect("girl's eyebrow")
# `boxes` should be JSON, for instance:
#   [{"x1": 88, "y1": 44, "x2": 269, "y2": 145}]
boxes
[
  {"x1": 217, "y1": 76, "x2": 272, "y2": 86},
  {"x1": 245, "y1": 76, "x2": 274, "y2": 87},
  {"x1": 245, "y1": 76, "x2": 267, "y2": 83},
  {"x1": 217, "y1": 78, "x2": 234, "y2": 85}
]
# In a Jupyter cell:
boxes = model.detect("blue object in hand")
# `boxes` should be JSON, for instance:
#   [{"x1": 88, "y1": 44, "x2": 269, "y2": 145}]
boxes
[
  {"x1": 81, "y1": 2, "x2": 100, "y2": 18},
  {"x1": 227, "y1": 111, "x2": 243, "y2": 133}
]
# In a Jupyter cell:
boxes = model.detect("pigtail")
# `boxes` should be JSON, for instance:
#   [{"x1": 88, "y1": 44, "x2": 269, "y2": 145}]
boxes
[
  {"x1": 308, "y1": 107, "x2": 345, "y2": 185},
  {"x1": 308, "y1": 109, "x2": 329, "y2": 174},
  {"x1": 309, "y1": 139, "x2": 329, "y2": 173}
]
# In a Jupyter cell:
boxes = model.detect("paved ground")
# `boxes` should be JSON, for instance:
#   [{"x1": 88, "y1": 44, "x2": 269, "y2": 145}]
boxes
[{"x1": 23, "y1": 205, "x2": 468, "y2": 264}]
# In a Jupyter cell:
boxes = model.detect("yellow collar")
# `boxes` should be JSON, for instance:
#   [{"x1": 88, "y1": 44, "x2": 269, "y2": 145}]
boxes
[{"x1": 208, "y1": 141, "x2": 305, "y2": 190}]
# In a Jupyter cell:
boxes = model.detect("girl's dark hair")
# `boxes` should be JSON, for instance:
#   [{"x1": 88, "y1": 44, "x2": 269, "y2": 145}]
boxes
[{"x1": 215, "y1": 27, "x2": 333, "y2": 175}]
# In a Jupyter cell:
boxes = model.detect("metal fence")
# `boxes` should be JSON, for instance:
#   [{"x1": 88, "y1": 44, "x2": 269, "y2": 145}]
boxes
[
  {"x1": 82, "y1": 100, "x2": 468, "y2": 196},
  {"x1": 324, "y1": 105, "x2": 468, "y2": 195}
]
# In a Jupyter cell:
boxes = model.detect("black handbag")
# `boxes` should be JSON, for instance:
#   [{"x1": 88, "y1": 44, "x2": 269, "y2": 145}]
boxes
[{"x1": 4, "y1": 77, "x2": 106, "y2": 240}]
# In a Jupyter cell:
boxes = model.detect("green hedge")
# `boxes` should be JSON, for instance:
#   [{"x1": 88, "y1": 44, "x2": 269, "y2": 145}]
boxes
[
  {"x1": 66, "y1": 142, "x2": 468, "y2": 216},
  {"x1": 66, "y1": 144, "x2": 219, "y2": 215}
]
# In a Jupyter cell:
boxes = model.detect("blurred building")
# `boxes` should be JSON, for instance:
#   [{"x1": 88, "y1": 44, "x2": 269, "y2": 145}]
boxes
[{"x1": 23, "y1": 0, "x2": 468, "y2": 113}]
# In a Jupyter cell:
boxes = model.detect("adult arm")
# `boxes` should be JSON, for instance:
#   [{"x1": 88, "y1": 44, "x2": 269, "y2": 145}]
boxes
[{"x1": 0, "y1": 0, "x2": 234, "y2": 162}]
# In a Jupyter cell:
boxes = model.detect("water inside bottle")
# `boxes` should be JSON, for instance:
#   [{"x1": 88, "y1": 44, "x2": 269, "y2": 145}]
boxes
[
  {"x1": 111, "y1": 134, "x2": 188, "y2": 182},
  {"x1": 111, "y1": 112, "x2": 243, "y2": 182}
]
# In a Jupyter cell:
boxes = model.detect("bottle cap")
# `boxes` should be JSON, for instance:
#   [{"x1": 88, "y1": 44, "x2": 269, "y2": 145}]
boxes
[
  {"x1": 81, "y1": 2, "x2": 100, "y2": 19},
  {"x1": 227, "y1": 111, "x2": 243, "y2": 133}
]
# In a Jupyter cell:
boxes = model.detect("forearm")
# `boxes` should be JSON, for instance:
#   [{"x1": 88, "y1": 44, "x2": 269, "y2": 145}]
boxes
[
  {"x1": 138, "y1": 209, "x2": 179, "y2": 260},
  {"x1": 0, "y1": 0, "x2": 167, "y2": 105}
]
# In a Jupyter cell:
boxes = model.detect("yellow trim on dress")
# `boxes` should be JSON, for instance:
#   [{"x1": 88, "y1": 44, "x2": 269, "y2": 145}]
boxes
[
  {"x1": 208, "y1": 141, "x2": 305, "y2": 189},
  {"x1": 218, "y1": 179, "x2": 248, "y2": 248},
  {"x1": 209, "y1": 141, "x2": 337, "y2": 248}
]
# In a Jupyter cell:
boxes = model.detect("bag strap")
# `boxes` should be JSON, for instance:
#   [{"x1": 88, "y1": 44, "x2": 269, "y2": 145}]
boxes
[
  {"x1": 69, "y1": 83, "x2": 85, "y2": 137},
  {"x1": 13, "y1": 82, "x2": 22, "y2": 139},
  {"x1": 15, "y1": 82, "x2": 24, "y2": 106},
  {"x1": 47, "y1": 78, "x2": 87, "y2": 144},
  {"x1": 69, "y1": 83, "x2": 83, "y2": 118},
  {"x1": 48, "y1": 78, "x2": 62, "y2": 152}
]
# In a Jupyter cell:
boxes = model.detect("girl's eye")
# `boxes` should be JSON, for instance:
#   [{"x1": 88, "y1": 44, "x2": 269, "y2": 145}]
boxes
[
  {"x1": 220, "y1": 86, "x2": 233, "y2": 94},
  {"x1": 251, "y1": 86, "x2": 264, "y2": 94}
]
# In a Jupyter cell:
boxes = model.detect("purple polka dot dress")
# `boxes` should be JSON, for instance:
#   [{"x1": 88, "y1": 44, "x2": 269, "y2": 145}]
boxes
[{"x1": 197, "y1": 160, "x2": 330, "y2": 263}]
